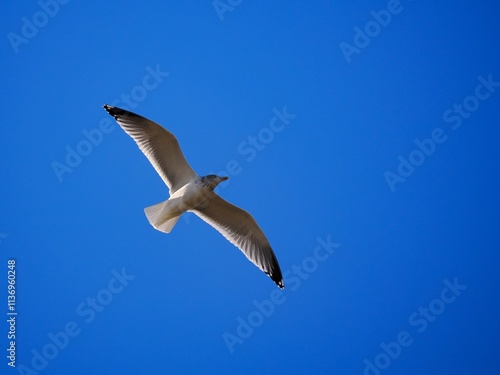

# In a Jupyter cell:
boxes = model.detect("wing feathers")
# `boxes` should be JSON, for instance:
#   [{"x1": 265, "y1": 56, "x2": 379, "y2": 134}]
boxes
[
  {"x1": 103, "y1": 105, "x2": 198, "y2": 192},
  {"x1": 193, "y1": 195, "x2": 284, "y2": 289}
]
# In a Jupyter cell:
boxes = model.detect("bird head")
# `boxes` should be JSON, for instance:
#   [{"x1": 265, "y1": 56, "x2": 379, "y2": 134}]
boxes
[{"x1": 201, "y1": 174, "x2": 229, "y2": 190}]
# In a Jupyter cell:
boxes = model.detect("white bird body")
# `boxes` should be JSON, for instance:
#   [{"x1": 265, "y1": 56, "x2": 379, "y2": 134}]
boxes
[
  {"x1": 103, "y1": 104, "x2": 284, "y2": 288},
  {"x1": 144, "y1": 178, "x2": 218, "y2": 233}
]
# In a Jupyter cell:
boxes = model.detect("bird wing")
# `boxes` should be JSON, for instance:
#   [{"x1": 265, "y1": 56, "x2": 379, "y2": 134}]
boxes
[
  {"x1": 192, "y1": 195, "x2": 284, "y2": 289},
  {"x1": 103, "y1": 105, "x2": 198, "y2": 193}
]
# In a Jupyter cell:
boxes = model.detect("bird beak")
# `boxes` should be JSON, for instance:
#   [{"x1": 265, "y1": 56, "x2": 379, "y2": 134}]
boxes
[{"x1": 221, "y1": 176, "x2": 229, "y2": 181}]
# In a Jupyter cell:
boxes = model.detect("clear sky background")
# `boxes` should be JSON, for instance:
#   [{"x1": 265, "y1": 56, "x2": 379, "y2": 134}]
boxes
[{"x1": 1, "y1": 1, "x2": 499, "y2": 374}]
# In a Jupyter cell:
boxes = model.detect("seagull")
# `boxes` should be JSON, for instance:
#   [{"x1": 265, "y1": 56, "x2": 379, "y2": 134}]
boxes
[{"x1": 103, "y1": 105, "x2": 284, "y2": 289}]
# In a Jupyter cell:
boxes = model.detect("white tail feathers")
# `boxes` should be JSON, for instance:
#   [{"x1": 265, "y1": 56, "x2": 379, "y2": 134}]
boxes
[{"x1": 144, "y1": 200, "x2": 181, "y2": 233}]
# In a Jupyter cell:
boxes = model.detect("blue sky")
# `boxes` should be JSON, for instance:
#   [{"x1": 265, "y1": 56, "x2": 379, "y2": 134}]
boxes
[{"x1": 1, "y1": 1, "x2": 500, "y2": 374}]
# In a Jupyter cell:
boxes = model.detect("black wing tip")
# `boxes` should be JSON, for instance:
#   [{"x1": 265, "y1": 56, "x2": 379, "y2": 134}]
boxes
[
  {"x1": 102, "y1": 104, "x2": 121, "y2": 119},
  {"x1": 262, "y1": 247, "x2": 284, "y2": 289},
  {"x1": 268, "y1": 272, "x2": 284, "y2": 289},
  {"x1": 102, "y1": 104, "x2": 141, "y2": 120}
]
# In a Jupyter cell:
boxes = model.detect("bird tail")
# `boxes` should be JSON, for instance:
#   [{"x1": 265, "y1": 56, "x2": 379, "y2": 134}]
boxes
[{"x1": 144, "y1": 200, "x2": 181, "y2": 234}]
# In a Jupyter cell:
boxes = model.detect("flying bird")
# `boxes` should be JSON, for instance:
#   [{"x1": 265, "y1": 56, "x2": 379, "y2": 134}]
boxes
[{"x1": 103, "y1": 105, "x2": 284, "y2": 289}]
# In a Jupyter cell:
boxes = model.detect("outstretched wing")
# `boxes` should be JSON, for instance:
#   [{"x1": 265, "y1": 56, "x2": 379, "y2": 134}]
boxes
[
  {"x1": 103, "y1": 105, "x2": 198, "y2": 192},
  {"x1": 192, "y1": 195, "x2": 284, "y2": 289}
]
